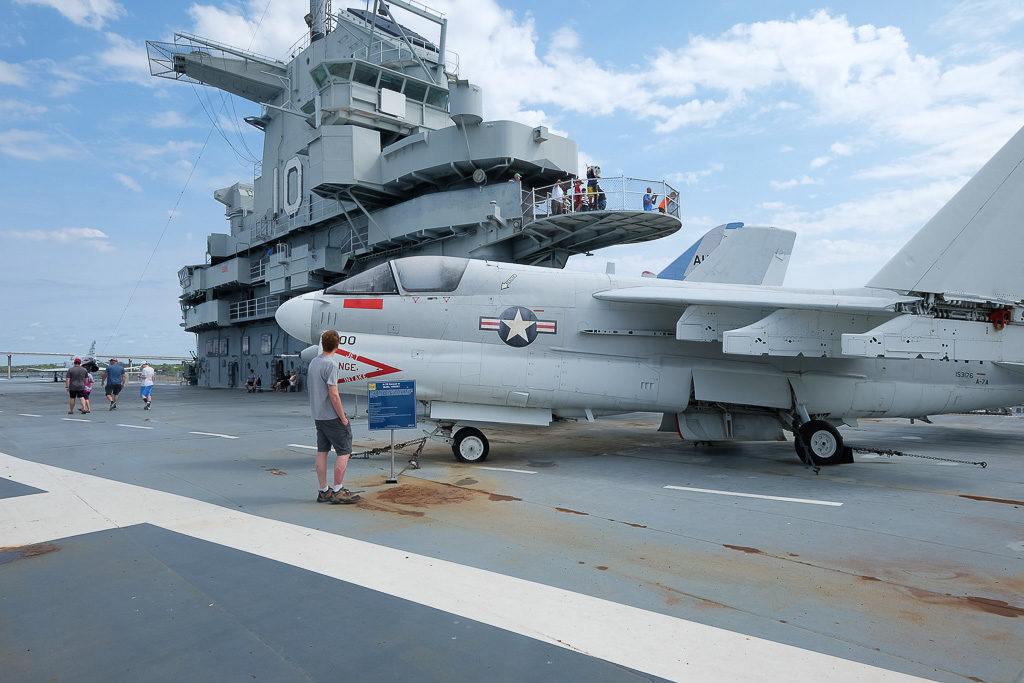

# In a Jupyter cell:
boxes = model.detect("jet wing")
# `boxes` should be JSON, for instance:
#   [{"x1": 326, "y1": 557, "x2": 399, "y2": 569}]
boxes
[
  {"x1": 594, "y1": 284, "x2": 920, "y2": 358},
  {"x1": 594, "y1": 284, "x2": 916, "y2": 312}
]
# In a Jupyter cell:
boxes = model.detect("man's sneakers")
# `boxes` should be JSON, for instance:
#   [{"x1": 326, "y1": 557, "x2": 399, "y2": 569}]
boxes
[
  {"x1": 143, "y1": 403, "x2": 151, "y2": 411},
  {"x1": 316, "y1": 488, "x2": 360, "y2": 504},
  {"x1": 108, "y1": 402, "x2": 114, "y2": 411},
  {"x1": 316, "y1": 487, "x2": 360, "y2": 504},
  {"x1": 330, "y1": 490, "x2": 360, "y2": 504}
]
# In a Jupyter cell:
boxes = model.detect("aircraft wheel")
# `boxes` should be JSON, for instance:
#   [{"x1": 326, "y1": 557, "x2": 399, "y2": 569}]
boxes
[
  {"x1": 799, "y1": 420, "x2": 844, "y2": 466},
  {"x1": 452, "y1": 427, "x2": 489, "y2": 463}
]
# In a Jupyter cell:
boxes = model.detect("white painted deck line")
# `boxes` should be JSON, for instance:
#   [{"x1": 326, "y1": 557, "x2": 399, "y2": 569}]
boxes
[
  {"x1": 188, "y1": 431, "x2": 238, "y2": 439},
  {"x1": 664, "y1": 485, "x2": 843, "y2": 507},
  {"x1": 0, "y1": 452, "x2": 916, "y2": 682},
  {"x1": 61, "y1": 418, "x2": 91, "y2": 423},
  {"x1": 117, "y1": 424, "x2": 154, "y2": 430},
  {"x1": 287, "y1": 444, "x2": 318, "y2": 450},
  {"x1": 18, "y1": 414, "x2": 41, "y2": 417},
  {"x1": 477, "y1": 466, "x2": 537, "y2": 475}
]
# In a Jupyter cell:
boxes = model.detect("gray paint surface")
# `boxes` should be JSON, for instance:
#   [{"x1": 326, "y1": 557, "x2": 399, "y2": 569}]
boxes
[
  {"x1": 0, "y1": 523, "x2": 654, "y2": 682},
  {"x1": 1, "y1": 381, "x2": 1021, "y2": 681}
]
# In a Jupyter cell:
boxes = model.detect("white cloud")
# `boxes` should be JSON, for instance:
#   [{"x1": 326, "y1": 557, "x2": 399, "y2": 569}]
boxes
[
  {"x1": 0, "y1": 59, "x2": 28, "y2": 86},
  {"x1": 114, "y1": 173, "x2": 142, "y2": 192},
  {"x1": 809, "y1": 156, "x2": 831, "y2": 169},
  {"x1": 118, "y1": 139, "x2": 202, "y2": 160},
  {"x1": 4, "y1": 227, "x2": 115, "y2": 251},
  {"x1": 150, "y1": 111, "x2": 192, "y2": 128},
  {"x1": 0, "y1": 129, "x2": 77, "y2": 161},
  {"x1": 764, "y1": 178, "x2": 964, "y2": 237},
  {"x1": 770, "y1": 175, "x2": 822, "y2": 190},
  {"x1": 97, "y1": 32, "x2": 152, "y2": 86},
  {"x1": 188, "y1": 1, "x2": 307, "y2": 60},
  {"x1": 0, "y1": 99, "x2": 46, "y2": 117},
  {"x1": 667, "y1": 162, "x2": 725, "y2": 186},
  {"x1": 830, "y1": 141, "x2": 855, "y2": 156},
  {"x1": 14, "y1": 0, "x2": 124, "y2": 29},
  {"x1": 931, "y1": 0, "x2": 1024, "y2": 40}
]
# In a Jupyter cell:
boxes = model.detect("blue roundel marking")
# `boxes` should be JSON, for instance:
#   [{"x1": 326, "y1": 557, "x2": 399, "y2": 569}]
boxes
[{"x1": 498, "y1": 306, "x2": 538, "y2": 347}]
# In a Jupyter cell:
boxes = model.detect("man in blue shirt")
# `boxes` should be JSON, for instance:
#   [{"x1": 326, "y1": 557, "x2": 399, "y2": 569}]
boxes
[
  {"x1": 642, "y1": 187, "x2": 657, "y2": 211},
  {"x1": 102, "y1": 358, "x2": 126, "y2": 411}
]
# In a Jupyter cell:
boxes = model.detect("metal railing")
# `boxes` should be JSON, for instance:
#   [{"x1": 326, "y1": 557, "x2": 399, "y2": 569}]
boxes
[
  {"x1": 522, "y1": 176, "x2": 681, "y2": 222},
  {"x1": 229, "y1": 295, "x2": 281, "y2": 322},
  {"x1": 248, "y1": 193, "x2": 349, "y2": 243},
  {"x1": 250, "y1": 258, "x2": 268, "y2": 281}
]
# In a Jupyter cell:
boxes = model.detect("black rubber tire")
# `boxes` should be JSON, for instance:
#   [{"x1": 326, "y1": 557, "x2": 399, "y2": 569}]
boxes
[
  {"x1": 798, "y1": 420, "x2": 844, "y2": 466},
  {"x1": 452, "y1": 427, "x2": 489, "y2": 463}
]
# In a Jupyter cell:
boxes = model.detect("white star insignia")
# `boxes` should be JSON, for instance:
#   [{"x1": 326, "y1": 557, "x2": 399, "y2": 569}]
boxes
[{"x1": 500, "y1": 309, "x2": 536, "y2": 342}]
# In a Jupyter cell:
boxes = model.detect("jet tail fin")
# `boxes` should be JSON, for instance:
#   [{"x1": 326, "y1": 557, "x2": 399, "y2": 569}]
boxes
[
  {"x1": 658, "y1": 223, "x2": 796, "y2": 286},
  {"x1": 867, "y1": 124, "x2": 1024, "y2": 303}
]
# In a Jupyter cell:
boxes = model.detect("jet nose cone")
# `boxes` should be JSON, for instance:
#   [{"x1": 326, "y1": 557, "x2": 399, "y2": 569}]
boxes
[{"x1": 276, "y1": 292, "x2": 318, "y2": 343}]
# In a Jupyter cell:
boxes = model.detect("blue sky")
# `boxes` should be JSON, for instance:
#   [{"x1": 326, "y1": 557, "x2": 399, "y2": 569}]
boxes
[{"x1": 1, "y1": 0, "x2": 1023, "y2": 358}]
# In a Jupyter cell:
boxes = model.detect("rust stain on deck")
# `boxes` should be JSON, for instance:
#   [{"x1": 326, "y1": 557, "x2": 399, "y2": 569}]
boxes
[
  {"x1": 723, "y1": 544, "x2": 763, "y2": 555},
  {"x1": 0, "y1": 542, "x2": 60, "y2": 565},
  {"x1": 958, "y1": 494, "x2": 1024, "y2": 506},
  {"x1": 556, "y1": 507, "x2": 589, "y2": 516},
  {"x1": 906, "y1": 587, "x2": 1024, "y2": 618}
]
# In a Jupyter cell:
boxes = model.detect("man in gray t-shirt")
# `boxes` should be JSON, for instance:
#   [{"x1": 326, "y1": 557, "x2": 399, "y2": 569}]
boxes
[
  {"x1": 65, "y1": 358, "x2": 89, "y2": 415},
  {"x1": 309, "y1": 330, "x2": 359, "y2": 505}
]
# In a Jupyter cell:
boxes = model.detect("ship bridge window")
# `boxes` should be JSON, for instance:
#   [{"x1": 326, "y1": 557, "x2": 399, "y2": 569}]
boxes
[
  {"x1": 403, "y1": 80, "x2": 427, "y2": 102},
  {"x1": 325, "y1": 263, "x2": 398, "y2": 295},
  {"x1": 394, "y1": 256, "x2": 469, "y2": 292},
  {"x1": 379, "y1": 71, "x2": 404, "y2": 93},
  {"x1": 426, "y1": 87, "x2": 449, "y2": 109},
  {"x1": 353, "y1": 63, "x2": 379, "y2": 87},
  {"x1": 327, "y1": 62, "x2": 353, "y2": 79},
  {"x1": 311, "y1": 65, "x2": 329, "y2": 88}
]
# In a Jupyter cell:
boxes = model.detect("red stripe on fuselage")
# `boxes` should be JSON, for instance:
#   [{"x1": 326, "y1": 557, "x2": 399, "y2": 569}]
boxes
[{"x1": 344, "y1": 298, "x2": 383, "y2": 309}]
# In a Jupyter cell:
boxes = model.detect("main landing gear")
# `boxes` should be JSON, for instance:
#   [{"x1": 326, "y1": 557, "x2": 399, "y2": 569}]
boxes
[
  {"x1": 793, "y1": 419, "x2": 853, "y2": 466},
  {"x1": 452, "y1": 427, "x2": 489, "y2": 463},
  {"x1": 426, "y1": 423, "x2": 492, "y2": 463}
]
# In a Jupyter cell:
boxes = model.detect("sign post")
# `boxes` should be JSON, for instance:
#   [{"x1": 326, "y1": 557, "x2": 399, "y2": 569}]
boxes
[{"x1": 367, "y1": 380, "x2": 417, "y2": 483}]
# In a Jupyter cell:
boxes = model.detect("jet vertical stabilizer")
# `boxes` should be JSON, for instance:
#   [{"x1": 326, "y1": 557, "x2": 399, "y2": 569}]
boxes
[{"x1": 868, "y1": 124, "x2": 1024, "y2": 303}]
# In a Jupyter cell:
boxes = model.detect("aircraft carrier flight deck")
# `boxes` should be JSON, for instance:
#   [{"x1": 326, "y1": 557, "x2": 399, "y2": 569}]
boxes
[{"x1": 2, "y1": 380, "x2": 1022, "y2": 682}]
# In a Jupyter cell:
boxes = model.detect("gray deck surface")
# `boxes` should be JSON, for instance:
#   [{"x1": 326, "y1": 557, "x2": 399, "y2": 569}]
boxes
[{"x1": 1, "y1": 380, "x2": 1022, "y2": 681}]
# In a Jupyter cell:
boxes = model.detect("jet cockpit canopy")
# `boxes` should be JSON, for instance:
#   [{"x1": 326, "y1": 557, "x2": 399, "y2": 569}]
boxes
[{"x1": 325, "y1": 256, "x2": 470, "y2": 295}]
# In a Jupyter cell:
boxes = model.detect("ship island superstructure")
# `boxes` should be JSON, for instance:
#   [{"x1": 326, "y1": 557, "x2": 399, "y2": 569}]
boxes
[{"x1": 148, "y1": 1, "x2": 681, "y2": 388}]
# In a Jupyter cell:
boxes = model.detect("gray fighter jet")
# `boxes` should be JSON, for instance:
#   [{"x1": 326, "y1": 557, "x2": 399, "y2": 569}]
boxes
[{"x1": 277, "y1": 125, "x2": 1024, "y2": 467}]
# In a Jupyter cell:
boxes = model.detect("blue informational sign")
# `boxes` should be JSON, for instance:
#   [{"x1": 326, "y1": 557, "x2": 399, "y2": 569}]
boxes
[{"x1": 367, "y1": 380, "x2": 417, "y2": 430}]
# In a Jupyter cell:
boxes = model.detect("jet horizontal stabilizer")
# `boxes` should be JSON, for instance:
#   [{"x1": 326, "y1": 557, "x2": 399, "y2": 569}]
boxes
[{"x1": 841, "y1": 315, "x2": 1024, "y2": 362}]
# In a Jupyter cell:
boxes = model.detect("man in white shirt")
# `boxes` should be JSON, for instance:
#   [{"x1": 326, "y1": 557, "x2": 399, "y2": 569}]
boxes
[
  {"x1": 139, "y1": 361, "x2": 156, "y2": 410},
  {"x1": 550, "y1": 179, "x2": 565, "y2": 215}
]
